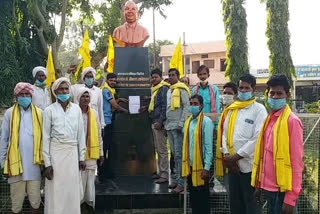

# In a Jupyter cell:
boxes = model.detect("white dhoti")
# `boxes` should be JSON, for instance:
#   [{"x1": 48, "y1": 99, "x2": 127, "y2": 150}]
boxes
[
  {"x1": 80, "y1": 164, "x2": 96, "y2": 208},
  {"x1": 45, "y1": 141, "x2": 81, "y2": 214}
]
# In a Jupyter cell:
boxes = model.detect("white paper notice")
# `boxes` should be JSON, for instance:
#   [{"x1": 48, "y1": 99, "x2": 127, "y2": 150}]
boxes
[{"x1": 129, "y1": 96, "x2": 140, "y2": 114}]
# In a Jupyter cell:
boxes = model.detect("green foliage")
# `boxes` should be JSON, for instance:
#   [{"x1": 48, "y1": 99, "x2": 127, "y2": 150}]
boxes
[
  {"x1": 304, "y1": 102, "x2": 320, "y2": 113},
  {"x1": 222, "y1": 0, "x2": 249, "y2": 83},
  {"x1": 264, "y1": 0, "x2": 295, "y2": 87},
  {"x1": 0, "y1": 0, "x2": 45, "y2": 107},
  {"x1": 147, "y1": 40, "x2": 173, "y2": 70}
]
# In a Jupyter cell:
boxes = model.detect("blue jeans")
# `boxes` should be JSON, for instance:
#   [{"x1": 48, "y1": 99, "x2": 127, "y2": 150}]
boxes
[
  {"x1": 167, "y1": 130, "x2": 184, "y2": 186},
  {"x1": 263, "y1": 190, "x2": 298, "y2": 214}
]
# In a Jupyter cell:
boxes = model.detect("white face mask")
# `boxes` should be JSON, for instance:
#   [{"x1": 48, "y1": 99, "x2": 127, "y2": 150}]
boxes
[
  {"x1": 222, "y1": 94, "x2": 234, "y2": 105},
  {"x1": 200, "y1": 80, "x2": 208, "y2": 85}
]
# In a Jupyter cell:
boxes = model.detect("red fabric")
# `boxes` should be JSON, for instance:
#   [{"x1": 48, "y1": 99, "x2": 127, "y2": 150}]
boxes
[
  {"x1": 14, "y1": 82, "x2": 34, "y2": 96},
  {"x1": 195, "y1": 84, "x2": 217, "y2": 121}
]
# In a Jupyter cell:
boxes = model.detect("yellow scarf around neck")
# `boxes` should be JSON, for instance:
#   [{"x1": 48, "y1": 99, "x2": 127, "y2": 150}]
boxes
[
  {"x1": 101, "y1": 82, "x2": 116, "y2": 99},
  {"x1": 215, "y1": 99, "x2": 255, "y2": 176},
  {"x1": 148, "y1": 81, "x2": 170, "y2": 112},
  {"x1": 170, "y1": 82, "x2": 191, "y2": 110},
  {"x1": 4, "y1": 103, "x2": 43, "y2": 177},
  {"x1": 85, "y1": 106, "x2": 100, "y2": 160},
  {"x1": 251, "y1": 104, "x2": 292, "y2": 192},
  {"x1": 182, "y1": 112, "x2": 205, "y2": 187}
]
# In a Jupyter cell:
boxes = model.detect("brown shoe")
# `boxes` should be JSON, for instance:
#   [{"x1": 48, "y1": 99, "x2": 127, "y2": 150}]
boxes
[
  {"x1": 152, "y1": 174, "x2": 161, "y2": 179},
  {"x1": 155, "y1": 177, "x2": 168, "y2": 184},
  {"x1": 172, "y1": 185, "x2": 184, "y2": 194},
  {"x1": 168, "y1": 183, "x2": 177, "y2": 189}
]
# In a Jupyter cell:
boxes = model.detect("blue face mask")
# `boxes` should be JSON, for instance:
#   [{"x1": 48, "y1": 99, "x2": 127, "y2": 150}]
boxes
[
  {"x1": 17, "y1": 97, "x2": 32, "y2": 108},
  {"x1": 84, "y1": 78, "x2": 94, "y2": 87},
  {"x1": 189, "y1": 106, "x2": 201, "y2": 115},
  {"x1": 268, "y1": 98, "x2": 286, "y2": 110},
  {"x1": 57, "y1": 94, "x2": 70, "y2": 102},
  {"x1": 238, "y1": 91, "x2": 252, "y2": 101},
  {"x1": 35, "y1": 80, "x2": 46, "y2": 86}
]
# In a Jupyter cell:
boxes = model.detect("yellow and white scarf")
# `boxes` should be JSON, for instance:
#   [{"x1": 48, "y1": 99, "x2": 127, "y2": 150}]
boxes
[
  {"x1": 85, "y1": 106, "x2": 100, "y2": 160},
  {"x1": 170, "y1": 82, "x2": 191, "y2": 110},
  {"x1": 148, "y1": 81, "x2": 170, "y2": 112}
]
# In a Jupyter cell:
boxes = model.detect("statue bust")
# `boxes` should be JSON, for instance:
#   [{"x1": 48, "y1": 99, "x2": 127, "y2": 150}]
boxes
[{"x1": 113, "y1": 1, "x2": 149, "y2": 47}]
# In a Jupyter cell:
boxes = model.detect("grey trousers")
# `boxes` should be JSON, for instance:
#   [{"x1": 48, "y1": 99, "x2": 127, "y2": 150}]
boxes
[
  {"x1": 167, "y1": 130, "x2": 184, "y2": 186},
  {"x1": 152, "y1": 125, "x2": 169, "y2": 179}
]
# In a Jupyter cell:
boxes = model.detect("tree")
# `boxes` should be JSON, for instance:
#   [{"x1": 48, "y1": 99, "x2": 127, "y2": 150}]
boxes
[
  {"x1": 147, "y1": 40, "x2": 173, "y2": 70},
  {"x1": 222, "y1": 0, "x2": 249, "y2": 83},
  {"x1": 263, "y1": 0, "x2": 295, "y2": 86}
]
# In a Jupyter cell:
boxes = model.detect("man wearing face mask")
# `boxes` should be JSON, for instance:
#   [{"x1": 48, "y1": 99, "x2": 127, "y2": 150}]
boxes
[
  {"x1": 221, "y1": 82, "x2": 238, "y2": 108},
  {"x1": 71, "y1": 67, "x2": 105, "y2": 128},
  {"x1": 215, "y1": 73, "x2": 267, "y2": 214},
  {"x1": 32, "y1": 66, "x2": 51, "y2": 110},
  {"x1": 43, "y1": 77, "x2": 86, "y2": 214},
  {"x1": 182, "y1": 94, "x2": 213, "y2": 214},
  {"x1": 1, "y1": 83, "x2": 43, "y2": 214},
  {"x1": 191, "y1": 65, "x2": 220, "y2": 131},
  {"x1": 252, "y1": 74, "x2": 303, "y2": 214}
]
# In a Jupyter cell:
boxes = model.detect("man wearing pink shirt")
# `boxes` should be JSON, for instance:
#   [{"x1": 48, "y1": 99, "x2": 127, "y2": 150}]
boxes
[{"x1": 252, "y1": 74, "x2": 304, "y2": 214}]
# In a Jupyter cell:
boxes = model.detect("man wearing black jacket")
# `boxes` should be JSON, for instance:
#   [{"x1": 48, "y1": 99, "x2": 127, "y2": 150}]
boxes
[{"x1": 141, "y1": 69, "x2": 170, "y2": 184}]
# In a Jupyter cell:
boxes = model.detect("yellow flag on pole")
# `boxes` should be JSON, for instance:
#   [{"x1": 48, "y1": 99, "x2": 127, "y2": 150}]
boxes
[
  {"x1": 169, "y1": 38, "x2": 184, "y2": 78},
  {"x1": 107, "y1": 35, "x2": 114, "y2": 73},
  {"x1": 75, "y1": 30, "x2": 91, "y2": 80},
  {"x1": 45, "y1": 47, "x2": 56, "y2": 86}
]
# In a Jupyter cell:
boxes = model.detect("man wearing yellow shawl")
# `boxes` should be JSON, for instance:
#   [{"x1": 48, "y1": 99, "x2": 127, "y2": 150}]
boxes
[
  {"x1": 0, "y1": 82, "x2": 43, "y2": 214},
  {"x1": 77, "y1": 87, "x2": 104, "y2": 212},
  {"x1": 164, "y1": 68, "x2": 191, "y2": 193},
  {"x1": 140, "y1": 69, "x2": 170, "y2": 183},
  {"x1": 182, "y1": 94, "x2": 213, "y2": 214},
  {"x1": 215, "y1": 74, "x2": 267, "y2": 214},
  {"x1": 251, "y1": 75, "x2": 303, "y2": 214},
  {"x1": 99, "y1": 73, "x2": 128, "y2": 182}
]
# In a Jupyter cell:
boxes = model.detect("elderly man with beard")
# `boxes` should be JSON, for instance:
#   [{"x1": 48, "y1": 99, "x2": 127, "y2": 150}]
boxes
[
  {"x1": 76, "y1": 87, "x2": 104, "y2": 212},
  {"x1": 1, "y1": 82, "x2": 43, "y2": 214},
  {"x1": 42, "y1": 77, "x2": 86, "y2": 214}
]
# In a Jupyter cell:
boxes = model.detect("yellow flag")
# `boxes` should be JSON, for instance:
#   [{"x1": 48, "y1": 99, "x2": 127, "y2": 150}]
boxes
[
  {"x1": 45, "y1": 47, "x2": 56, "y2": 86},
  {"x1": 170, "y1": 38, "x2": 184, "y2": 78},
  {"x1": 107, "y1": 35, "x2": 114, "y2": 73},
  {"x1": 79, "y1": 30, "x2": 91, "y2": 69}
]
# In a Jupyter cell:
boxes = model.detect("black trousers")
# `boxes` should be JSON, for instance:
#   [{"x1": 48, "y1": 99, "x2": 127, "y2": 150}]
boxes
[
  {"x1": 98, "y1": 124, "x2": 114, "y2": 180},
  {"x1": 228, "y1": 172, "x2": 262, "y2": 214},
  {"x1": 187, "y1": 175, "x2": 210, "y2": 214}
]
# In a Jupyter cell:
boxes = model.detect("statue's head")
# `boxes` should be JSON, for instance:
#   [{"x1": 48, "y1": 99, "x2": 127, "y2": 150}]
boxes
[{"x1": 124, "y1": 1, "x2": 139, "y2": 24}]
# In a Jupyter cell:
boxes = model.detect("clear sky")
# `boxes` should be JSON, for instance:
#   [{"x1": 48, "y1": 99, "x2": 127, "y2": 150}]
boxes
[{"x1": 140, "y1": 0, "x2": 320, "y2": 69}]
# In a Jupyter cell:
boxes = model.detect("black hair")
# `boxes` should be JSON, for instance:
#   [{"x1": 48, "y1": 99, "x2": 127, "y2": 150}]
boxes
[
  {"x1": 197, "y1": 65, "x2": 209, "y2": 74},
  {"x1": 223, "y1": 82, "x2": 238, "y2": 94},
  {"x1": 107, "y1": 73, "x2": 117, "y2": 80},
  {"x1": 151, "y1": 68, "x2": 162, "y2": 77},
  {"x1": 238, "y1": 73, "x2": 256, "y2": 88},
  {"x1": 190, "y1": 94, "x2": 203, "y2": 105},
  {"x1": 267, "y1": 74, "x2": 290, "y2": 93},
  {"x1": 168, "y1": 68, "x2": 180, "y2": 78}
]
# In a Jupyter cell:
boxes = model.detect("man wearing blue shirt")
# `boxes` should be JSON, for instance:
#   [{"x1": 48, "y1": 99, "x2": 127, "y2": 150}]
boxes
[
  {"x1": 182, "y1": 94, "x2": 213, "y2": 214},
  {"x1": 191, "y1": 65, "x2": 220, "y2": 131},
  {"x1": 99, "y1": 73, "x2": 128, "y2": 182}
]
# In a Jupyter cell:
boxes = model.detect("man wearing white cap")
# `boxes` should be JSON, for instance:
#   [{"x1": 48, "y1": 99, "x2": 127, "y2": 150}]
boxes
[
  {"x1": 42, "y1": 77, "x2": 86, "y2": 214},
  {"x1": 71, "y1": 67, "x2": 105, "y2": 127},
  {"x1": 32, "y1": 66, "x2": 51, "y2": 110},
  {"x1": 76, "y1": 87, "x2": 104, "y2": 212}
]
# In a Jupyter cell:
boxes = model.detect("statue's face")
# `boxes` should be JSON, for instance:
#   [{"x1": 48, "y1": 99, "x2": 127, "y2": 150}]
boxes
[{"x1": 124, "y1": 2, "x2": 138, "y2": 24}]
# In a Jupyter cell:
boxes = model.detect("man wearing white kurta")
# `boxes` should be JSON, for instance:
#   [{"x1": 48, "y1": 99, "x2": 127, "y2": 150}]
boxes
[
  {"x1": 77, "y1": 87, "x2": 104, "y2": 210},
  {"x1": 43, "y1": 77, "x2": 86, "y2": 214},
  {"x1": 71, "y1": 67, "x2": 105, "y2": 127},
  {"x1": 32, "y1": 66, "x2": 51, "y2": 110}
]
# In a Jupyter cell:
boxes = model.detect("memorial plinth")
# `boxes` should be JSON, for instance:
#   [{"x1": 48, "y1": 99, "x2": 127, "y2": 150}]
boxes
[{"x1": 112, "y1": 47, "x2": 155, "y2": 176}]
